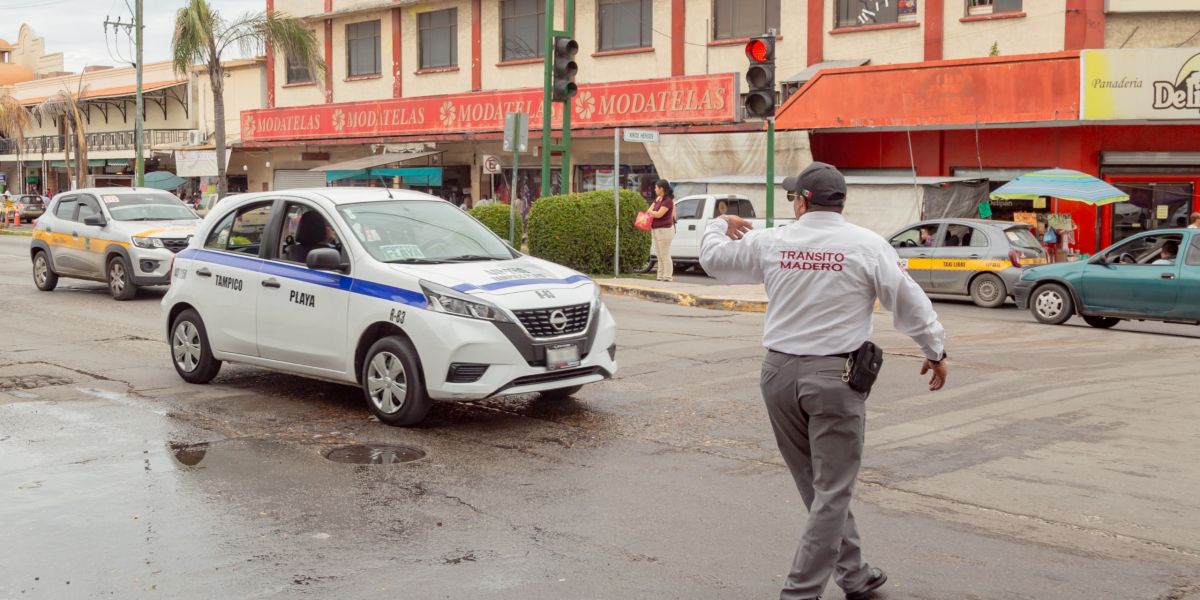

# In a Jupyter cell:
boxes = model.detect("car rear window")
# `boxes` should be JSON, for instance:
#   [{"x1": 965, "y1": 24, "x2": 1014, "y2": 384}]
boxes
[{"x1": 1005, "y1": 227, "x2": 1041, "y2": 249}]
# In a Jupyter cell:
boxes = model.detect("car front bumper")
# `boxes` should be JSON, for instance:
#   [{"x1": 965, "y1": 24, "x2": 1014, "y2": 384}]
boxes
[
  {"x1": 1013, "y1": 279, "x2": 1035, "y2": 309},
  {"x1": 128, "y1": 246, "x2": 176, "y2": 286},
  {"x1": 412, "y1": 303, "x2": 619, "y2": 402}
]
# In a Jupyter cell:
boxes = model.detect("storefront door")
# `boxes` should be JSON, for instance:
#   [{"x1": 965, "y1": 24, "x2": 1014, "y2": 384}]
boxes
[{"x1": 1110, "y1": 181, "x2": 1194, "y2": 244}]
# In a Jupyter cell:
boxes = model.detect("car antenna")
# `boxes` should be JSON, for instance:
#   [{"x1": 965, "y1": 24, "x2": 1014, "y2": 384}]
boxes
[{"x1": 377, "y1": 175, "x2": 395, "y2": 199}]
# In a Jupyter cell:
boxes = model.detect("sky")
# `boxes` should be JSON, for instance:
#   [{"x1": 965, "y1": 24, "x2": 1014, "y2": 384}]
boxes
[{"x1": 0, "y1": 0, "x2": 259, "y2": 72}]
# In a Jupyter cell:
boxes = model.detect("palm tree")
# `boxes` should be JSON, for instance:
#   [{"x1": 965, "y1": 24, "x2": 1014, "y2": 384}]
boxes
[
  {"x1": 172, "y1": 0, "x2": 324, "y2": 199},
  {"x1": 0, "y1": 94, "x2": 32, "y2": 193},
  {"x1": 36, "y1": 79, "x2": 90, "y2": 191}
]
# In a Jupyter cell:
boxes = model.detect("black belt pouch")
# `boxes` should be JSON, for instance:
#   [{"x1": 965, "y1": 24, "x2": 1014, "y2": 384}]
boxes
[{"x1": 846, "y1": 341, "x2": 884, "y2": 394}]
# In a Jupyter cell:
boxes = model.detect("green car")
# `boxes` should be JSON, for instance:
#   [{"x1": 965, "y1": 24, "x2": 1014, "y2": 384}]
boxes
[{"x1": 1014, "y1": 229, "x2": 1200, "y2": 327}]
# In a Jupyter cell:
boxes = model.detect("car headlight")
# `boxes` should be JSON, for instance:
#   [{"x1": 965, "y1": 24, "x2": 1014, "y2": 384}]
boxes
[
  {"x1": 131, "y1": 236, "x2": 164, "y2": 249},
  {"x1": 420, "y1": 281, "x2": 512, "y2": 323}
]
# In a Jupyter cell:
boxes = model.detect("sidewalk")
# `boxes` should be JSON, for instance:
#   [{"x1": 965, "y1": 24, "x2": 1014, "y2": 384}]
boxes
[
  {"x1": 0, "y1": 223, "x2": 35, "y2": 237},
  {"x1": 597, "y1": 277, "x2": 769, "y2": 313}
]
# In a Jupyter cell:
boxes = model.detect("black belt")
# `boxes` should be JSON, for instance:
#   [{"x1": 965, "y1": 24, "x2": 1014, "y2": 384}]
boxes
[{"x1": 769, "y1": 349, "x2": 851, "y2": 360}]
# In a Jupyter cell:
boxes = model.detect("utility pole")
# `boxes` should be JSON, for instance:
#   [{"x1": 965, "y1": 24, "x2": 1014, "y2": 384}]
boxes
[
  {"x1": 134, "y1": 0, "x2": 144, "y2": 188},
  {"x1": 104, "y1": 0, "x2": 145, "y2": 187}
]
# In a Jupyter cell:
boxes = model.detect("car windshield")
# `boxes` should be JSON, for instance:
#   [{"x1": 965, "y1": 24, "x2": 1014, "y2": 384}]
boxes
[
  {"x1": 337, "y1": 200, "x2": 516, "y2": 263},
  {"x1": 102, "y1": 193, "x2": 197, "y2": 221},
  {"x1": 1005, "y1": 227, "x2": 1041, "y2": 249}
]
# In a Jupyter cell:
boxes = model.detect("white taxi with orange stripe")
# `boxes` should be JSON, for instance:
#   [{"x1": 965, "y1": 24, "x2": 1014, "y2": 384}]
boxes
[
  {"x1": 887, "y1": 218, "x2": 1049, "y2": 308},
  {"x1": 30, "y1": 188, "x2": 201, "y2": 300}
]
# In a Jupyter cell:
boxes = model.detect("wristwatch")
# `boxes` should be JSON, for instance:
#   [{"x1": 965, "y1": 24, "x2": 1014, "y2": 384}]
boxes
[{"x1": 929, "y1": 351, "x2": 947, "y2": 364}]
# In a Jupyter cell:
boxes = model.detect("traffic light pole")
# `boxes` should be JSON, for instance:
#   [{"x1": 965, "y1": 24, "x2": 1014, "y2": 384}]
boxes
[
  {"x1": 540, "y1": 0, "x2": 575, "y2": 197},
  {"x1": 766, "y1": 117, "x2": 775, "y2": 229}
]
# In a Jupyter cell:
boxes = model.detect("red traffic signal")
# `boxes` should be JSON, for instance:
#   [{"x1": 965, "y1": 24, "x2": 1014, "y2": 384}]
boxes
[{"x1": 745, "y1": 38, "x2": 772, "y2": 63}]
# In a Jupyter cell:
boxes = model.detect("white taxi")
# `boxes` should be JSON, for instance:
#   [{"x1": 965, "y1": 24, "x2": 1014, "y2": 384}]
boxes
[{"x1": 161, "y1": 188, "x2": 617, "y2": 426}]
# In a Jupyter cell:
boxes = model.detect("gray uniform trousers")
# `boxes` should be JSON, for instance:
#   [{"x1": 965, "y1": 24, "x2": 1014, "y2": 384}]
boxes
[{"x1": 760, "y1": 350, "x2": 872, "y2": 600}]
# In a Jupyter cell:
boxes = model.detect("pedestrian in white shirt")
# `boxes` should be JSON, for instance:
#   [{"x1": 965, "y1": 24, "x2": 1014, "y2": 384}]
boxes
[
  {"x1": 1189, "y1": 212, "x2": 1200, "y2": 229},
  {"x1": 700, "y1": 162, "x2": 948, "y2": 600}
]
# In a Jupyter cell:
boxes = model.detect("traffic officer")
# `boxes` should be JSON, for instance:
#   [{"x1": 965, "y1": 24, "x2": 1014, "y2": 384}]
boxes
[{"x1": 699, "y1": 162, "x2": 948, "y2": 600}]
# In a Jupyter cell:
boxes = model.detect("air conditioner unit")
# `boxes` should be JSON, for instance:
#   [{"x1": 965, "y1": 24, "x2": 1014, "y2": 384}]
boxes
[{"x1": 187, "y1": 130, "x2": 205, "y2": 146}]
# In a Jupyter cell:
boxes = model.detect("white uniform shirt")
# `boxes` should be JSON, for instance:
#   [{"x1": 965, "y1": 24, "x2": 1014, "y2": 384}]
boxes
[{"x1": 700, "y1": 212, "x2": 945, "y2": 360}]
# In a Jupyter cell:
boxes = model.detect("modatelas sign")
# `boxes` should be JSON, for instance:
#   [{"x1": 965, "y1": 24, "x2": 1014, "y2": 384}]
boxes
[{"x1": 1082, "y1": 48, "x2": 1200, "y2": 120}]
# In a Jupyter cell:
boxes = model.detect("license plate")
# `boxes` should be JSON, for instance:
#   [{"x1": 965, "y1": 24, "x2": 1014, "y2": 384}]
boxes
[{"x1": 545, "y1": 343, "x2": 581, "y2": 371}]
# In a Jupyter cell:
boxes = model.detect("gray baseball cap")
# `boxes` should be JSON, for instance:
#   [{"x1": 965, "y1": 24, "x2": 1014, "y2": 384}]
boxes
[{"x1": 782, "y1": 162, "x2": 847, "y2": 206}]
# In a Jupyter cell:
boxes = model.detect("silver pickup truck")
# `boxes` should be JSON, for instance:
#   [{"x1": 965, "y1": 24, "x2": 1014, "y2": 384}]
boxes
[{"x1": 645, "y1": 194, "x2": 796, "y2": 273}]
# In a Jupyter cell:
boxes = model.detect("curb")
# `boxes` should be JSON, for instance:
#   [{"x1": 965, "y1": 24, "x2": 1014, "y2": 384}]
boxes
[
  {"x1": 597, "y1": 281, "x2": 768, "y2": 313},
  {"x1": 0, "y1": 229, "x2": 33, "y2": 237}
]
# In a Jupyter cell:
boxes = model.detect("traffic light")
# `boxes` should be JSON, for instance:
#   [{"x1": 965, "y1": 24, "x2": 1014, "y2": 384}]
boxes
[
  {"x1": 552, "y1": 36, "x2": 579, "y2": 102},
  {"x1": 744, "y1": 36, "x2": 777, "y2": 118}
]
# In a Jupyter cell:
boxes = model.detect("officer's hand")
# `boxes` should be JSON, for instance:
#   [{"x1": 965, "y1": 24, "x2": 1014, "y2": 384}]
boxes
[
  {"x1": 920, "y1": 359, "x2": 947, "y2": 391},
  {"x1": 720, "y1": 215, "x2": 753, "y2": 240}
]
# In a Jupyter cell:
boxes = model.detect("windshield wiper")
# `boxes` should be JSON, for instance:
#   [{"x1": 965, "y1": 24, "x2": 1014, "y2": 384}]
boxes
[
  {"x1": 384, "y1": 257, "x2": 447, "y2": 264},
  {"x1": 441, "y1": 254, "x2": 508, "y2": 262}
]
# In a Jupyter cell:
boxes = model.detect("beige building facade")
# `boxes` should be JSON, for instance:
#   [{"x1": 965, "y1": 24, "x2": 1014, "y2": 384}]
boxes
[
  {"x1": 246, "y1": 0, "x2": 1200, "y2": 212},
  {"x1": 0, "y1": 58, "x2": 266, "y2": 196}
]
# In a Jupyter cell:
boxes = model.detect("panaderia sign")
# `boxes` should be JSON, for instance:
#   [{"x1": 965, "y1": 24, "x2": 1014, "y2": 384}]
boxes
[
  {"x1": 242, "y1": 74, "x2": 737, "y2": 143},
  {"x1": 1082, "y1": 48, "x2": 1200, "y2": 120}
]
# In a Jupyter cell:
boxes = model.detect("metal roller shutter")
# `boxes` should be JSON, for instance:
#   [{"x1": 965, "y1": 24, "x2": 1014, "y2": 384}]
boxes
[{"x1": 272, "y1": 169, "x2": 327, "y2": 190}]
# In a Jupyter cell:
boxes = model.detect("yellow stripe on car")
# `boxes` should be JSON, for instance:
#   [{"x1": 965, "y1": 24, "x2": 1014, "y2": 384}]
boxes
[{"x1": 905, "y1": 258, "x2": 1015, "y2": 272}]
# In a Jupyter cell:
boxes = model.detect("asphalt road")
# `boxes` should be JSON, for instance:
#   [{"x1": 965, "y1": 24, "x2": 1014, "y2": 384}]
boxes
[{"x1": 2, "y1": 235, "x2": 1199, "y2": 600}]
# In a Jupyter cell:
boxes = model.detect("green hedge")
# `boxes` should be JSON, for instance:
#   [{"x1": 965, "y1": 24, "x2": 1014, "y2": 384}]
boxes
[
  {"x1": 527, "y1": 190, "x2": 651, "y2": 274},
  {"x1": 468, "y1": 203, "x2": 524, "y2": 245}
]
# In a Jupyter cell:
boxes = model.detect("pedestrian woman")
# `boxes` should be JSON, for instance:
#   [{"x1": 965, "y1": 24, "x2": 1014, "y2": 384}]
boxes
[{"x1": 649, "y1": 179, "x2": 676, "y2": 282}]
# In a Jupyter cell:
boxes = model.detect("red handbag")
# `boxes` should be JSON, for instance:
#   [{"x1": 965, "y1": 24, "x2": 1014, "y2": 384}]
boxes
[{"x1": 634, "y1": 211, "x2": 653, "y2": 231}]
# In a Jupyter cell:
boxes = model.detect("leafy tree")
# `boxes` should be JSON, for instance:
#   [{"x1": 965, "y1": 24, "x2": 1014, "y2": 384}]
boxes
[{"x1": 172, "y1": 0, "x2": 324, "y2": 198}]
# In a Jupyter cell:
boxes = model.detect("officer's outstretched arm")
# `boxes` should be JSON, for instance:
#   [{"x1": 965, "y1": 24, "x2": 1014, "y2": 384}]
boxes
[
  {"x1": 699, "y1": 220, "x2": 765, "y2": 284},
  {"x1": 872, "y1": 243, "x2": 946, "y2": 361}
]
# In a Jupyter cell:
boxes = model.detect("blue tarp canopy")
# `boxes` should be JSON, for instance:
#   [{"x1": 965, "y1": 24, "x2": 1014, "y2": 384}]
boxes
[{"x1": 141, "y1": 171, "x2": 188, "y2": 191}]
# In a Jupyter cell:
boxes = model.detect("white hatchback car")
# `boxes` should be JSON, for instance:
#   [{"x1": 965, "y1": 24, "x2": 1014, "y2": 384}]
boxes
[{"x1": 161, "y1": 188, "x2": 617, "y2": 426}]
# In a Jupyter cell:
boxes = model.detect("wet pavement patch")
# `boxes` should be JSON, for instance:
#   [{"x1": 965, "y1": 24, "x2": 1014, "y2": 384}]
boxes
[{"x1": 323, "y1": 444, "x2": 426, "y2": 465}]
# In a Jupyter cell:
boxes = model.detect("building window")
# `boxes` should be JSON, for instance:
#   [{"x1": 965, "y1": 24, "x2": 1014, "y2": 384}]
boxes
[
  {"x1": 346, "y1": 20, "x2": 381, "y2": 77},
  {"x1": 285, "y1": 53, "x2": 313, "y2": 84},
  {"x1": 598, "y1": 0, "x2": 651, "y2": 51},
  {"x1": 501, "y1": 0, "x2": 545, "y2": 61},
  {"x1": 966, "y1": 0, "x2": 1022, "y2": 16},
  {"x1": 837, "y1": 0, "x2": 919, "y2": 28},
  {"x1": 713, "y1": 0, "x2": 779, "y2": 40},
  {"x1": 419, "y1": 8, "x2": 458, "y2": 69}
]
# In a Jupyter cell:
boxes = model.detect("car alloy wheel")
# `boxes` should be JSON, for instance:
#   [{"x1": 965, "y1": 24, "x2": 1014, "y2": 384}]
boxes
[
  {"x1": 367, "y1": 351, "x2": 408, "y2": 414},
  {"x1": 172, "y1": 321, "x2": 202, "y2": 373},
  {"x1": 34, "y1": 255, "x2": 48, "y2": 286}
]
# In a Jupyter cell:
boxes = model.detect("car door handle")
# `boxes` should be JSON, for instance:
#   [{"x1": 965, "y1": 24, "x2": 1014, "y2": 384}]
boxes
[
  {"x1": 195, "y1": 267, "x2": 212, "y2": 277},
  {"x1": 71, "y1": 232, "x2": 78, "y2": 238},
  {"x1": 1161, "y1": 273, "x2": 1176, "y2": 280},
  {"x1": 261, "y1": 278, "x2": 281, "y2": 288},
  {"x1": 688, "y1": 225, "x2": 696, "y2": 231},
  {"x1": 968, "y1": 254, "x2": 981, "y2": 259}
]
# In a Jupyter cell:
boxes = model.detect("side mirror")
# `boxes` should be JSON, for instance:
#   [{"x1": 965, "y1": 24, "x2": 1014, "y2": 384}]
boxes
[
  {"x1": 306, "y1": 247, "x2": 348, "y2": 272},
  {"x1": 83, "y1": 214, "x2": 106, "y2": 227}
]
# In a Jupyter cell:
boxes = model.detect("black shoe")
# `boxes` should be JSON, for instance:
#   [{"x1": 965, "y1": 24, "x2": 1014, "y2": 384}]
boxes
[{"x1": 845, "y1": 567, "x2": 887, "y2": 600}]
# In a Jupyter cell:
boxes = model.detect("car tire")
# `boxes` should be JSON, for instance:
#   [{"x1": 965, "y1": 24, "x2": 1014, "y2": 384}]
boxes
[
  {"x1": 540, "y1": 385, "x2": 584, "y2": 400},
  {"x1": 969, "y1": 273, "x2": 1007, "y2": 308},
  {"x1": 170, "y1": 309, "x2": 222, "y2": 384},
  {"x1": 1082, "y1": 315, "x2": 1120, "y2": 329},
  {"x1": 635, "y1": 257, "x2": 655, "y2": 274},
  {"x1": 361, "y1": 335, "x2": 431, "y2": 427},
  {"x1": 1030, "y1": 283, "x2": 1074, "y2": 325},
  {"x1": 107, "y1": 256, "x2": 137, "y2": 301},
  {"x1": 32, "y1": 251, "x2": 58, "y2": 292}
]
